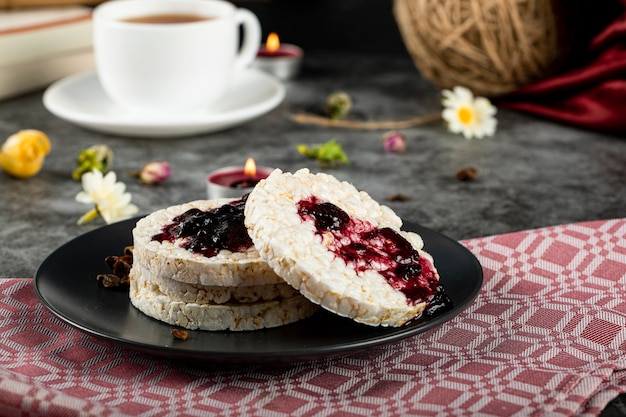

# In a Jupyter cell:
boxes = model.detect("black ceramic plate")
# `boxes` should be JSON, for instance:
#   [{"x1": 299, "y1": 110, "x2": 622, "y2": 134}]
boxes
[{"x1": 34, "y1": 216, "x2": 482, "y2": 364}]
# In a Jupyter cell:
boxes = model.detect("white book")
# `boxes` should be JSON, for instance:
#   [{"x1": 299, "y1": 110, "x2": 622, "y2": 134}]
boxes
[
  {"x1": 0, "y1": 6, "x2": 92, "y2": 68},
  {"x1": 0, "y1": 48, "x2": 94, "y2": 100}
]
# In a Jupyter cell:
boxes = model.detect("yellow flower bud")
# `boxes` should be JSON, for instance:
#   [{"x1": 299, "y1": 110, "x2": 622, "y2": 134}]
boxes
[{"x1": 0, "y1": 129, "x2": 51, "y2": 178}]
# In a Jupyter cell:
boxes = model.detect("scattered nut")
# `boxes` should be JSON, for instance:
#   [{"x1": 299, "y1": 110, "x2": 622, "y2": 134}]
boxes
[
  {"x1": 386, "y1": 194, "x2": 412, "y2": 202},
  {"x1": 456, "y1": 167, "x2": 478, "y2": 182},
  {"x1": 171, "y1": 329, "x2": 189, "y2": 340}
]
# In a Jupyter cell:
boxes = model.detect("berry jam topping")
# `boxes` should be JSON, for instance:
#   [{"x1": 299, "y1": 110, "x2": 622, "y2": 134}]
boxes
[
  {"x1": 152, "y1": 196, "x2": 252, "y2": 258},
  {"x1": 424, "y1": 285, "x2": 453, "y2": 318},
  {"x1": 297, "y1": 196, "x2": 445, "y2": 307}
]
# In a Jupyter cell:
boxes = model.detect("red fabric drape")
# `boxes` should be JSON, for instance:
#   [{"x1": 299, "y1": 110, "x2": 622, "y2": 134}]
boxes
[{"x1": 499, "y1": 0, "x2": 626, "y2": 135}]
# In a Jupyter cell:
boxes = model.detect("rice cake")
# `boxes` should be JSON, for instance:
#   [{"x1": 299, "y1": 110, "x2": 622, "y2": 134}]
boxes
[
  {"x1": 132, "y1": 199, "x2": 284, "y2": 287},
  {"x1": 244, "y1": 168, "x2": 442, "y2": 327},
  {"x1": 131, "y1": 264, "x2": 299, "y2": 304},
  {"x1": 129, "y1": 197, "x2": 318, "y2": 331},
  {"x1": 129, "y1": 265, "x2": 318, "y2": 331}
]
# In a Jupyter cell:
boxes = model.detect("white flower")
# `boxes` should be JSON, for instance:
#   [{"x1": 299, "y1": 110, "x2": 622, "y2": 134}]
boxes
[
  {"x1": 76, "y1": 169, "x2": 139, "y2": 225},
  {"x1": 441, "y1": 86, "x2": 497, "y2": 139}
]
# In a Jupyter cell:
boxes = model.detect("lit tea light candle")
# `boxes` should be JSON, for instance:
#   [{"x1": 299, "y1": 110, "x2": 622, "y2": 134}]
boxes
[
  {"x1": 206, "y1": 158, "x2": 273, "y2": 199},
  {"x1": 253, "y1": 32, "x2": 303, "y2": 80}
]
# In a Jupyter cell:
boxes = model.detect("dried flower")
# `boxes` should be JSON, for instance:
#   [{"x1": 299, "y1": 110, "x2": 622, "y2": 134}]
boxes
[
  {"x1": 98, "y1": 246, "x2": 133, "y2": 288},
  {"x1": 131, "y1": 161, "x2": 171, "y2": 185},
  {"x1": 96, "y1": 273, "x2": 127, "y2": 288},
  {"x1": 76, "y1": 169, "x2": 139, "y2": 225},
  {"x1": 382, "y1": 130, "x2": 406, "y2": 153},
  {"x1": 0, "y1": 129, "x2": 51, "y2": 178},
  {"x1": 72, "y1": 144, "x2": 114, "y2": 180},
  {"x1": 325, "y1": 91, "x2": 353, "y2": 120},
  {"x1": 297, "y1": 139, "x2": 349, "y2": 168},
  {"x1": 442, "y1": 86, "x2": 497, "y2": 139}
]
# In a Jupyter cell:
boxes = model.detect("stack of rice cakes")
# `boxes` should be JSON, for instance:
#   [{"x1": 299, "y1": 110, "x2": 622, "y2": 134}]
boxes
[
  {"x1": 129, "y1": 169, "x2": 443, "y2": 331},
  {"x1": 130, "y1": 199, "x2": 318, "y2": 331}
]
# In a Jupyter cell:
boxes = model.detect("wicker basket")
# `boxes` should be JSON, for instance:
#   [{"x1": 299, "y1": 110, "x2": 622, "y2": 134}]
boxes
[{"x1": 393, "y1": 0, "x2": 564, "y2": 97}]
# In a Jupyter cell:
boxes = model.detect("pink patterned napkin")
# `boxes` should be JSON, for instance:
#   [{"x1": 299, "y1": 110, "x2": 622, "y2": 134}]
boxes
[{"x1": 1, "y1": 218, "x2": 625, "y2": 417}]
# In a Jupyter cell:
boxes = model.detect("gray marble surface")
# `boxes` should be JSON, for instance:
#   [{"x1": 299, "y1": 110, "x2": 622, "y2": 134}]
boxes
[{"x1": 1, "y1": 52, "x2": 625, "y2": 279}]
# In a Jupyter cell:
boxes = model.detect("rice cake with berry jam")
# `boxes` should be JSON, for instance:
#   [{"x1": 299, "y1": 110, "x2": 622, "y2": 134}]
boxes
[
  {"x1": 132, "y1": 199, "x2": 284, "y2": 287},
  {"x1": 244, "y1": 168, "x2": 448, "y2": 327},
  {"x1": 129, "y1": 197, "x2": 318, "y2": 331}
]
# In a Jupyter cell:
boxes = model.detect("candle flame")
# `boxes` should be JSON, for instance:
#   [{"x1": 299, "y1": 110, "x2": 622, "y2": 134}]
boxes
[
  {"x1": 244, "y1": 157, "x2": 257, "y2": 177},
  {"x1": 266, "y1": 32, "x2": 280, "y2": 53}
]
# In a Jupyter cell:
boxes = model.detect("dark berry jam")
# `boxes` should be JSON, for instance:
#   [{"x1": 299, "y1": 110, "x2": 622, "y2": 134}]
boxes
[
  {"x1": 151, "y1": 196, "x2": 252, "y2": 258},
  {"x1": 297, "y1": 196, "x2": 450, "y2": 309}
]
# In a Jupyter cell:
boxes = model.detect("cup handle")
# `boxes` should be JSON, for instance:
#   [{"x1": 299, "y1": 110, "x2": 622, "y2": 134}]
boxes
[{"x1": 234, "y1": 9, "x2": 261, "y2": 71}]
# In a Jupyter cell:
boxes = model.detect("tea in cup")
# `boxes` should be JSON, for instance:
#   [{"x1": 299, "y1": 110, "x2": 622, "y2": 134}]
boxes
[{"x1": 93, "y1": 0, "x2": 261, "y2": 115}]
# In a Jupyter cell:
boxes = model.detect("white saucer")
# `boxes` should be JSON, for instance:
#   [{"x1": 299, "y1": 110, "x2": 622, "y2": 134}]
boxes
[{"x1": 43, "y1": 69, "x2": 285, "y2": 138}]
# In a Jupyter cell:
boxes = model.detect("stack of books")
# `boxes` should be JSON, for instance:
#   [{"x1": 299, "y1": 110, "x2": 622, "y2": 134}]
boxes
[{"x1": 0, "y1": 5, "x2": 94, "y2": 100}]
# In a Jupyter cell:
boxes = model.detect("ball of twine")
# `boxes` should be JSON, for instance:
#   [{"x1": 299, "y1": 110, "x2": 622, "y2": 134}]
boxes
[{"x1": 394, "y1": 0, "x2": 563, "y2": 97}]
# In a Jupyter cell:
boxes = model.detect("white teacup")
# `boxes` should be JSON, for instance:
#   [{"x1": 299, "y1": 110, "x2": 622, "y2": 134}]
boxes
[{"x1": 93, "y1": 0, "x2": 261, "y2": 115}]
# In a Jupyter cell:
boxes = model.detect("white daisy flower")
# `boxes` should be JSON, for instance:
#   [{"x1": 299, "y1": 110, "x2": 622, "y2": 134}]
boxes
[
  {"x1": 441, "y1": 86, "x2": 497, "y2": 139},
  {"x1": 76, "y1": 169, "x2": 139, "y2": 225}
]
